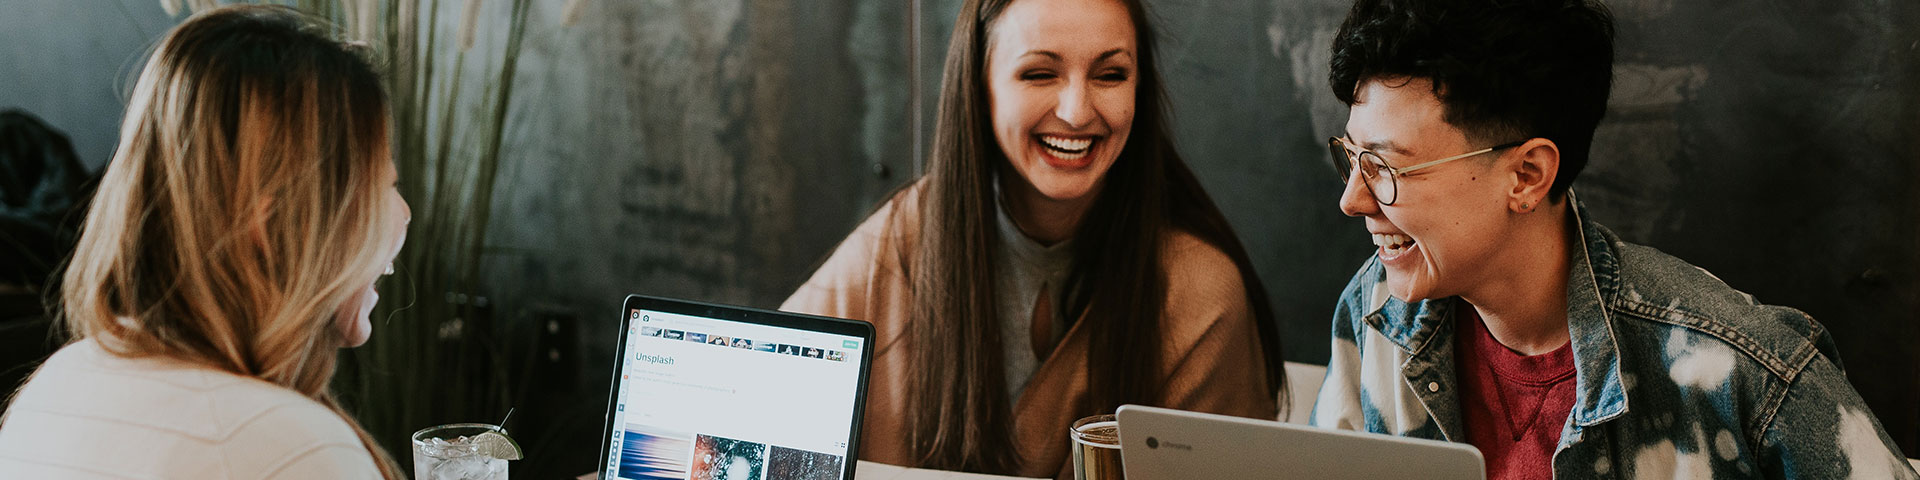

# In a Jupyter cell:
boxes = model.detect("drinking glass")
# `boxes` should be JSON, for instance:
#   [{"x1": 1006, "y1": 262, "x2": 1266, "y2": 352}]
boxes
[
  {"x1": 1070, "y1": 414, "x2": 1124, "y2": 480},
  {"x1": 412, "y1": 423, "x2": 512, "y2": 480}
]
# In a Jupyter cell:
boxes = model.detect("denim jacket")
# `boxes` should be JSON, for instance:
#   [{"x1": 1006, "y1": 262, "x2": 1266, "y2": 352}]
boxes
[{"x1": 1310, "y1": 197, "x2": 1917, "y2": 479}]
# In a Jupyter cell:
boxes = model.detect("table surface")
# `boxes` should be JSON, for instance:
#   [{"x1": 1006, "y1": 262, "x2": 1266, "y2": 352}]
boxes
[
  {"x1": 576, "y1": 461, "x2": 1048, "y2": 480},
  {"x1": 582, "y1": 457, "x2": 1920, "y2": 479},
  {"x1": 853, "y1": 460, "x2": 1048, "y2": 480}
]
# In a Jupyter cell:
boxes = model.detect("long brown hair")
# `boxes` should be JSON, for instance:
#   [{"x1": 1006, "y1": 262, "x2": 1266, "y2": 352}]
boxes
[
  {"x1": 907, "y1": 0, "x2": 1284, "y2": 472},
  {"x1": 55, "y1": 5, "x2": 404, "y2": 478}
]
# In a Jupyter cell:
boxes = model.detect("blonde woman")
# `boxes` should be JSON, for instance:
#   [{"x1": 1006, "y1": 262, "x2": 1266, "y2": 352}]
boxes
[{"x1": 0, "y1": 5, "x2": 409, "y2": 479}]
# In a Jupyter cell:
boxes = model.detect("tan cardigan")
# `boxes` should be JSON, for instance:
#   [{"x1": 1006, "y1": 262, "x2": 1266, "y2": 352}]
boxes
[{"x1": 781, "y1": 183, "x2": 1278, "y2": 479}]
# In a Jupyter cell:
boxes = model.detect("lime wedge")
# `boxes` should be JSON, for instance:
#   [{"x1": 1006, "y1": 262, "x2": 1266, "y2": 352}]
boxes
[{"x1": 473, "y1": 431, "x2": 523, "y2": 461}]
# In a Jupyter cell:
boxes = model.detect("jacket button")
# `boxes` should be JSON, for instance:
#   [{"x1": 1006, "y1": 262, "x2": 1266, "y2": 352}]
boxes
[{"x1": 1427, "y1": 382, "x2": 1440, "y2": 392}]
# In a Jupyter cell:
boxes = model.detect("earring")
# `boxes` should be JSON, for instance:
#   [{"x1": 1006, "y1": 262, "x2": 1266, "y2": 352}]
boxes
[{"x1": 1521, "y1": 202, "x2": 1531, "y2": 211}]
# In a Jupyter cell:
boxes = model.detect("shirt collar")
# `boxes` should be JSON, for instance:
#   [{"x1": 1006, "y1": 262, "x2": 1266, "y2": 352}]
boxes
[
  {"x1": 1561, "y1": 190, "x2": 1630, "y2": 426},
  {"x1": 991, "y1": 174, "x2": 1076, "y2": 266}
]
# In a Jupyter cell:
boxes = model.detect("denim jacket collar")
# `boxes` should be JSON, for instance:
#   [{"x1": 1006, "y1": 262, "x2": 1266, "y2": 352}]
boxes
[{"x1": 1361, "y1": 191, "x2": 1630, "y2": 429}]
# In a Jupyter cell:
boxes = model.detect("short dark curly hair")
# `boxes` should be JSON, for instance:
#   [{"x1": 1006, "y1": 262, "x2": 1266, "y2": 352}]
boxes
[{"x1": 1329, "y1": 0, "x2": 1615, "y2": 198}]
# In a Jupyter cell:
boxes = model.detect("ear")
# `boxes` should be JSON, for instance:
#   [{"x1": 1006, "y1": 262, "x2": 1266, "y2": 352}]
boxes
[{"x1": 1508, "y1": 138, "x2": 1559, "y2": 213}]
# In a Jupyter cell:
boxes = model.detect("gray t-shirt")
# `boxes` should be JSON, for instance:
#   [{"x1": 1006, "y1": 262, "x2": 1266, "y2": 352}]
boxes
[{"x1": 991, "y1": 193, "x2": 1074, "y2": 403}]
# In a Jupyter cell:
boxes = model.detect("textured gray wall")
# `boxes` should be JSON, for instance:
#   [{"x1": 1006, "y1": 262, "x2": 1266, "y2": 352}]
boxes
[
  {"x1": 0, "y1": 1, "x2": 176, "y2": 169},
  {"x1": 468, "y1": 3, "x2": 915, "y2": 472},
  {"x1": 3, "y1": 0, "x2": 1915, "y2": 466},
  {"x1": 479, "y1": 0, "x2": 916, "y2": 403},
  {"x1": 489, "y1": 0, "x2": 908, "y2": 303}
]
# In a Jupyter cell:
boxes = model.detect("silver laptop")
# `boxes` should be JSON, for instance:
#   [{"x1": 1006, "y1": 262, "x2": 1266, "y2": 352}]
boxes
[{"x1": 1116, "y1": 405, "x2": 1484, "y2": 480}]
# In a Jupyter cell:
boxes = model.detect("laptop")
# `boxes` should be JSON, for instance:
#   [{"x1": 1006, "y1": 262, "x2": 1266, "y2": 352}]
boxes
[
  {"x1": 597, "y1": 295, "x2": 876, "y2": 480},
  {"x1": 1115, "y1": 405, "x2": 1485, "y2": 480}
]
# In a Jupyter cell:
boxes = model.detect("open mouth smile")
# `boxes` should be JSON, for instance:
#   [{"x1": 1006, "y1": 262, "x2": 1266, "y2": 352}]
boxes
[
  {"x1": 1039, "y1": 134, "x2": 1095, "y2": 160},
  {"x1": 1373, "y1": 233, "x2": 1416, "y2": 260}
]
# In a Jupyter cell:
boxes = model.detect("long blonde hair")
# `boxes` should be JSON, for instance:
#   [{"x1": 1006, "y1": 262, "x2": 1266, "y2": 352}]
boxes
[{"x1": 58, "y1": 5, "x2": 403, "y2": 478}]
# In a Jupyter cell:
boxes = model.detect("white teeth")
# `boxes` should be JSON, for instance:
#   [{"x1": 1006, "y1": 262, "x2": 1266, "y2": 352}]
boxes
[
  {"x1": 1040, "y1": 135, "x2": 1093, "y2": 158},
  {"x1": 1372, "y1": 233, "x2": 1415, "y2": 257},
  {"x1": 384, "y1": 264, "x2": 395, "y2": 276},
  {"x1": 1370, "y1": 233, "x2": 1412, "y2": 247}
]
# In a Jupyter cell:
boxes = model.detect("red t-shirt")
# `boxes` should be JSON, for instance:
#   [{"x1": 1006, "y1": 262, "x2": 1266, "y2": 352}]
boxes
[{"x1": 1454, "y1": 302, "x2": 1576, "y2": 480}]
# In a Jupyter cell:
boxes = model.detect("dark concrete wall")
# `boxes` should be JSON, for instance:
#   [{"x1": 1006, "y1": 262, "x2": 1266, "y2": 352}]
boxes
[
  {"x1": 3, "y1": 0, "x2": 1915, "y2": 463},
  {"x1": 0, "y1": 1, "x2": 177, "y2": 169},
  {"x1": 478, "y1": 0, "x2": 917, "y2": 405}
]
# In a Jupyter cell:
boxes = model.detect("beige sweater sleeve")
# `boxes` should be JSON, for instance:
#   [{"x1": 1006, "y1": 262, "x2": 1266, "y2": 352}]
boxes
[{"x1": 1154, "y1": 232, "x2": 1280, "y2": 422}]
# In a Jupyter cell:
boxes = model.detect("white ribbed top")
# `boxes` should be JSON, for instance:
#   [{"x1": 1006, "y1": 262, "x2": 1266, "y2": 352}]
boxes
[{"x1": 0, "y1": 338, "x2": 381, "y2": 479}]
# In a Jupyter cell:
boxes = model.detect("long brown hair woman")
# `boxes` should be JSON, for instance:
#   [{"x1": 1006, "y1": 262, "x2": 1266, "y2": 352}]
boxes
[
  {"x1": 783, "y1": 0, "x2": 1284, "y2": 476},
  {"x1": 0, "y1": 6, "x2": 409, "y2": 478}
]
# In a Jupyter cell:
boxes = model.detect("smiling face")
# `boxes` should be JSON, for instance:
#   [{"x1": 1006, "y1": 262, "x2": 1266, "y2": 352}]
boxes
[
  {"x1": 1338, "y1": 77, "x2": 1515, "y2": 302},
  {"x1": 986, "y1": 0, "x2": 1137, "y2": 208}
]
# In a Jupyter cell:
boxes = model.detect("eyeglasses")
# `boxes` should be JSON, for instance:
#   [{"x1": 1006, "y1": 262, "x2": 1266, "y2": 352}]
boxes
[{"x1": 1328, "y1": 136, "x2": 1528, "y2": 205}]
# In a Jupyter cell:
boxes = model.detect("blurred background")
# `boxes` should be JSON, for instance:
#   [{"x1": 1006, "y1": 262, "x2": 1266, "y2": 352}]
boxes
[{"x1": 2, "y1": 0, "x2": 1915, "y2": 477}]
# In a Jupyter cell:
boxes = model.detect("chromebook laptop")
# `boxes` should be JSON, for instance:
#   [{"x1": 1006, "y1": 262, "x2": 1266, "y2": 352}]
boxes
[
  {"x1": 1116, "y1": 405, "x2": 1485, "y2": 480},
  {"x1": 597, "y1": 295, "x2": 876, "y2": 480}
]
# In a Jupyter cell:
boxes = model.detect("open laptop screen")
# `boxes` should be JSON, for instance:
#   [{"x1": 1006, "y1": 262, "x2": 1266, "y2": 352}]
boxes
[{"x1": 599, "y1": 295, "x2": 873, "y2": 480}]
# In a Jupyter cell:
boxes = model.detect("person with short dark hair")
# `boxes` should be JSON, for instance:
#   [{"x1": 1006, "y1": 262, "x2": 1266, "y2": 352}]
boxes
[{"x1": 1309, "y1": 0, "x2": 1916, "y2": 478}]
